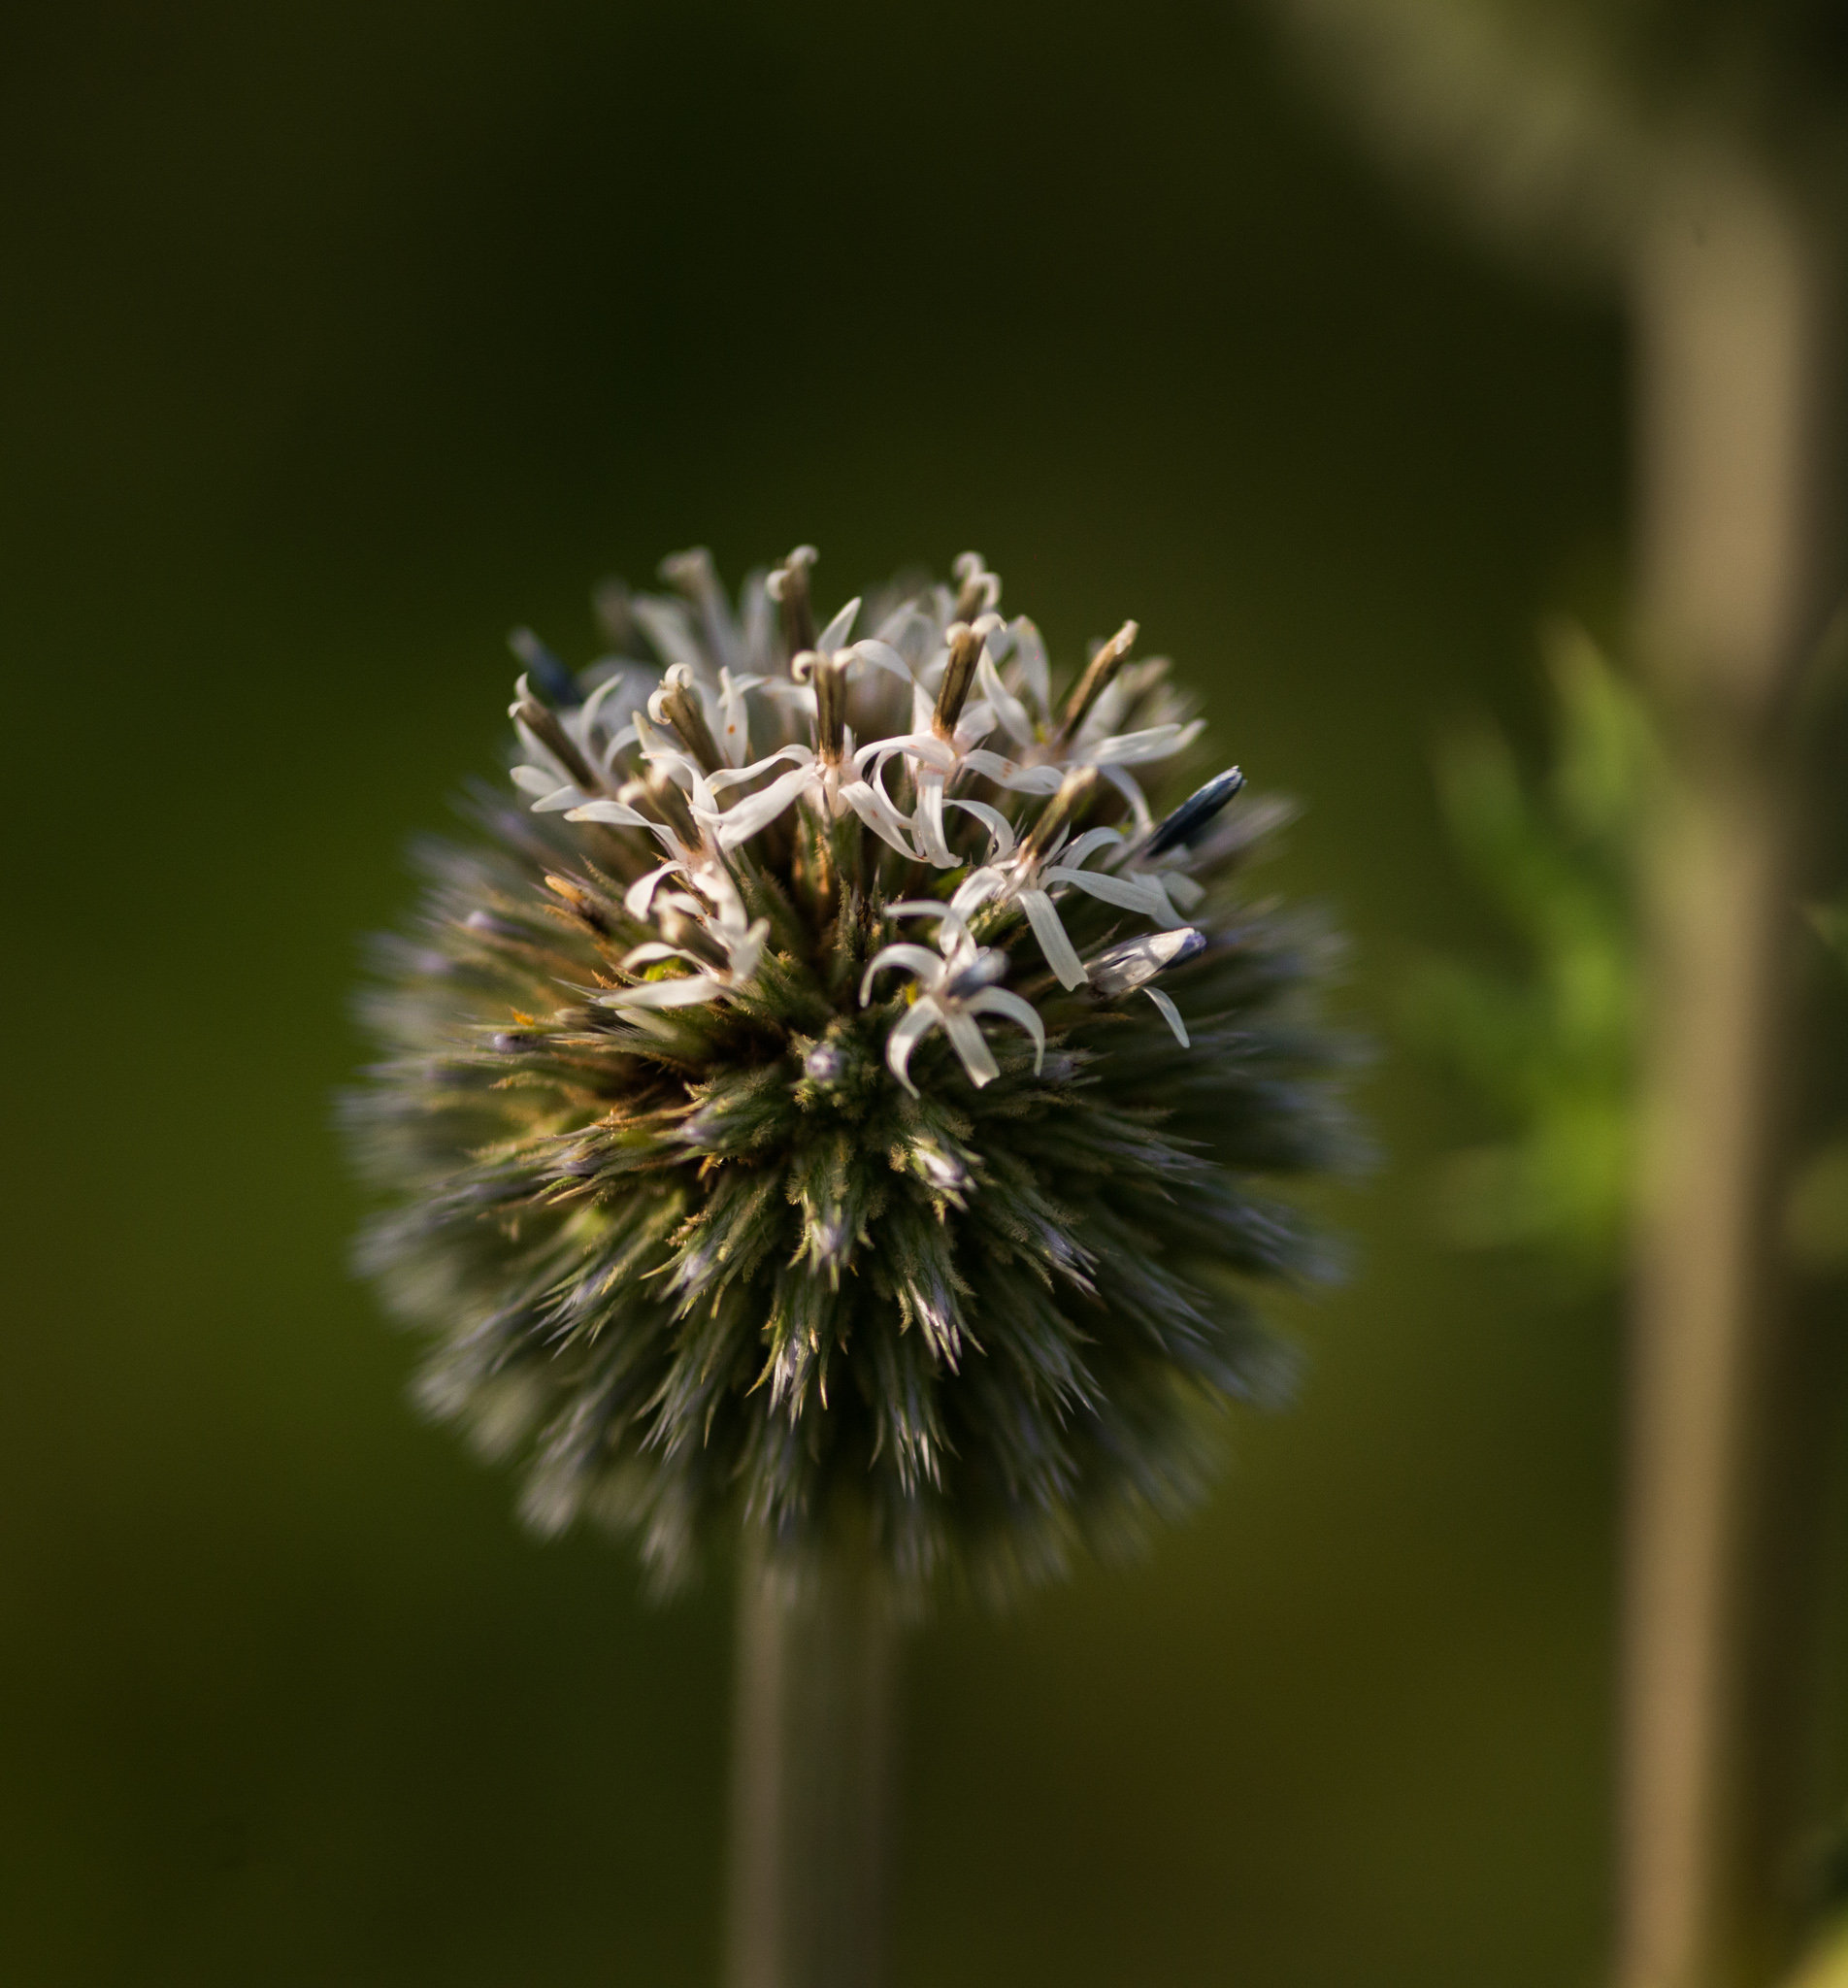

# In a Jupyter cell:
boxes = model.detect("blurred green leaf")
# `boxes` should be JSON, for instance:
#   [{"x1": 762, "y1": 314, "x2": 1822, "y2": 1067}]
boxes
[{"x1": 1404, "y1": 622, "x2": 1652, "y2": 1279}]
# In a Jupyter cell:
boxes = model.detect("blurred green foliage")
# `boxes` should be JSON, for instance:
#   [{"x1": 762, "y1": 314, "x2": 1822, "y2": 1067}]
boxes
[
  {"x1": 1793, "y1": 907, "x2": 1848, "y2": 1274},
  {"x1": 1405, "y1": 625, "x2": 1653, "y2": 1280}
]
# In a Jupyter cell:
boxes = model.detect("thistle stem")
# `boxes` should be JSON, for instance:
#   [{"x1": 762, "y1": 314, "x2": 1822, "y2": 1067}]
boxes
[
  {"x1": 1618, "y1": 160, "x2": 1836, "y2": 1988},
  {"x1": 725, "y1": 1535, "x2": 898, "y2": 1988}
]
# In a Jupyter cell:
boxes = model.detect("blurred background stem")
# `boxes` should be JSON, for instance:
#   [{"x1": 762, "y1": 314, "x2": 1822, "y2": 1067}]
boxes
[
  {"x1": 1621, "y1": 163, "x2": 1836, "y2": 1988},
  {"x1": 726, "y1": 1536, "x2": 898, "y2": 1988}
]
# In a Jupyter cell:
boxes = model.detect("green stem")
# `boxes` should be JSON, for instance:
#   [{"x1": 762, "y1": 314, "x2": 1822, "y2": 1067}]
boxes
[{"x1": 724, "y1": 1533, "x2": 898, "y2": 1988}]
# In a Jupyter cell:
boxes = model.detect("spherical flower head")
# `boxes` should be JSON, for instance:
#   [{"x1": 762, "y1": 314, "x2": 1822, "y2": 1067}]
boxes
[{"x1": 346, "y1": 547, "x2": 1357, "y2": 1602}]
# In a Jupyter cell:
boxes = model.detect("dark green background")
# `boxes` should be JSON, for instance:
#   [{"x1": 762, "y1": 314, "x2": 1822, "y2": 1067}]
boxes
[{"x1": 1, "y1": 2, "x2": 1627, "y2": 1980}]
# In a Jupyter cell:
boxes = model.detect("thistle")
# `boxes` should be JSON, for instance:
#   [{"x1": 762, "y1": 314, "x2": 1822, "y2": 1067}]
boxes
[{"x1": 346, "y1": 545, "x2": 1353, "y2": 1604}]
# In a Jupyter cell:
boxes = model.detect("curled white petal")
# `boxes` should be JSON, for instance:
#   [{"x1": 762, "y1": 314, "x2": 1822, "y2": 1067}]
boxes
[
  {"x1": 599, "y1": 975, "x2": 728, "y2": 1011},
  {"x1": 1018, "y1": 888, "x2": 1088, "y2": 989},
  {"x1": 1143, "y1": 986, "x2": 1189, "y2": 1045},
  {"x1": 622, "y1": 941, "x2": 704, "y2": 969},
  {"x1": 959, "y1": 749, "x2": 1063, "y2": 794},
  {"x1": 717, "y1": 668, "x2": 759, "y2": 767},
  {"x1": 1060, "y1": 825, "x2": 1122, "y2": 868},
  {"x1": 839, "y1": 778, "x2": 920, "y2": 858},
  {"x1": 884, "y1": 1001, "x2": 939, "y2": 1096},
  {"x1": 945, "y1": 797, "x2": 1016, "y2": 858},
  {"x1": 1087, "y1": 718, "x2": 1206, "y2": 766},
  {"x1": 884, "y1": 900, "x2": 976, "y2": 953},
  {"x1": 948, "y1": 866, "x2": 1008, "y2": 921},
  {"x1": 564, "y1": 797, "x2": 656, "y2": 830},
  {"x1": 976, "y1": 648, "x2": 1034, "y2": 746},
  {"x1": 706, "y1": 743, "x2": 812, "y2": 794},
  {"x1": 630, "y1": 596, "x2": 709, "y2": 679},
  {"x1": 529, "y1": 784, "x2": 587, "y2": 813},
  {"x1": 1008, "y1": 615, "x2": 1050, "y2": 712},
  {"x1": 860, "y1": 943, "x2": 947, "y2": 1005},
  {"x1": 1045, "y1": 865, "x2": 1182, "y2": 926},
  {"x1": 814, "y1": 596, "x2": 861, "y2": 654},
  {"x1": 962, "y1": 986, "x2": 1046, "y2": 1072},
  {"x1": 912, "y1": 769, "x2": 952, "y2": 866},
  {"x1": 714, "y1": 763, "x2": 817, "y2": 847},
  {"x1": 848, "y1": 638, "x2": 914, "y2": 685},
  {"x1": 940, "y1": 1009, "x2": 1001, "y2": 1087},
  {"x1": 855, "y1": 730, "x2": 953, "y2": 777},
  {"x1": 624, "y1": 861, "x2": 691, "y2": 920}
]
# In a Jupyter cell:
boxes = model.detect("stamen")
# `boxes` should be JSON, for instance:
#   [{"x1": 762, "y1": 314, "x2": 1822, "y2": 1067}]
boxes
[
  {"x1": 1058, "y1": 620, "x2": 1139, "y2": 743},
  {"x1": 659, "y1": 547, "x2": 720, "y2": 610},
  {"x1": 767, "y1": 545, "x2": 819, "y2": 657},
  {"x1": 632, "y1": 714, "x2": 702, "y2": 845},
  {"x1": 951, "y1": 551, "x2": 1002, "y2": 620},
  {"x1": 656, "y1": 902, "x2": 720, "y2": 964},
  {"x1": 544, "y1": 874, "x2": 611, "y2": 936},
  {"x1": 591, "y1": 575, "x2": 636, "y2": 648},
  {"x1": 660, "y1": 547, "x2": 741, "y2": 671},
  {"x1": 511, "y1": 678, "x2": 603, "y2": 794},
  {"x1": 1022, "y1": 766, "x2": 1103, "y2": 862},
  {"x1": 650, "y1": 665, "x2": 726, "y2": 776},
  {"x1": 793, "y1": 649, "x2": 850, "y2": 760},
  {"x1": 933, "y1": 621, "x2": 985, "y2": 740}
]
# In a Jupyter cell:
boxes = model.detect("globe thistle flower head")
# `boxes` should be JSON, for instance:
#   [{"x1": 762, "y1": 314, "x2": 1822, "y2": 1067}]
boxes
[{"x1": 347, "y1": 546, "x2": 1356, "y2": 1603}]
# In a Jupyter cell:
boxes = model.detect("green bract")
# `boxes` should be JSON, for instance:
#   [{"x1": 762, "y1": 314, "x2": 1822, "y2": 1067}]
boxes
[{"x1": 346, "y1": 548, "x2": 1355, "y2": 1601}]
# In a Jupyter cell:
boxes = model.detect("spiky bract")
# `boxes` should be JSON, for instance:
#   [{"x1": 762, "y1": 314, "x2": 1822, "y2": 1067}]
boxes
[{"x1": 346, "y1": 547, "x2": 1353, "y2": 1601}]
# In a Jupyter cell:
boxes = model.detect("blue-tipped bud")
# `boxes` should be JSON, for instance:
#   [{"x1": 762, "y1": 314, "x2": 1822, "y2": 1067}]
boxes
[
  {"x1": 1087, "y1": 927, "x2": 1207, "y2": 995},
  {"x1": 509, "y1": 625, "x2": 582, "y2": 708},
  {"x1": 1144, "y1": 767, "x2": 1246, "y2": 858}
]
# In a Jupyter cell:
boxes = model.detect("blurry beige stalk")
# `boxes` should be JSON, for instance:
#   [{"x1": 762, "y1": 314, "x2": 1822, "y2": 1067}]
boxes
[
  {"x1": 1259, "y1": 5, "x2": 1840, "y2": 1983},
  {"x1": 1628, "y1": 171, "x2": 1833, "y2": 1988}
]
